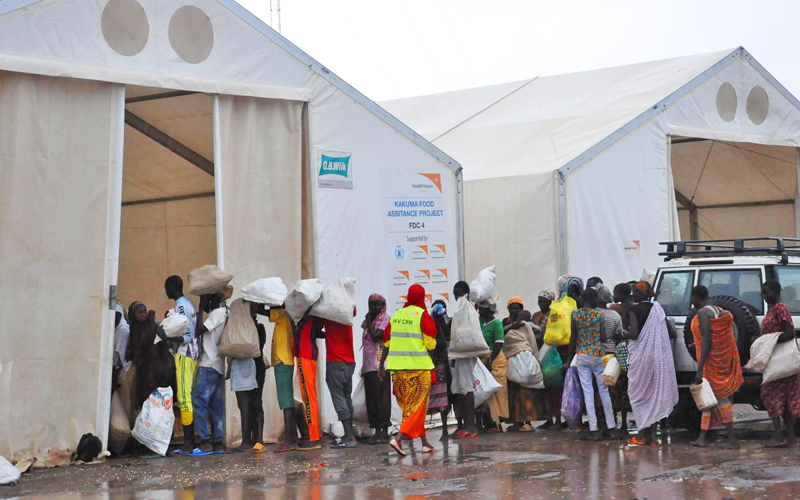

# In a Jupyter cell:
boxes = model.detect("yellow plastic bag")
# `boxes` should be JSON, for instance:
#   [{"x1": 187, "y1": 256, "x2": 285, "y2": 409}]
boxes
[
  {"x1": 601, "y1": 353, "x2": 615, "y2": 368},
  {"x1": 543, "y1": 296, "x2": 576, "y2": 346}
]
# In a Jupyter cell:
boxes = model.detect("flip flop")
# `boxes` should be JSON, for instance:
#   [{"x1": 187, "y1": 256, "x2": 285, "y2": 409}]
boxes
[
  {"x1": 626, "y1": 437, "x2": 648, "y2": 446},
  {"x1": 766, "y1": 441, "x2": 788, "y2": 448},
  {"x1": 274, "y1": 445, "x2": 296, "y2": 453},
  {"x1": 330, "y1": 442, "x2": 358, "y2": 449},
  {"x1": 421, "y1": 446, "x2": 436, "y2": 453},
  {"x1": 252, "y1": 443, "x2": 266, "y2": 453},
  {"x1": 453, "y1": 432, "x2": 477, "y2": 440},
  {"x1": 188, "y1": 448, "x2": 214, "y2": 456},
  {"x1": 297, "y1": 442, "x2": 322, "y2": 451},
  {"x1": 170, "y1": 448, "x2": 188, "y2": 456},
  {"x1": 388, "y1": 438, "x2": 408, "y2": 456}
]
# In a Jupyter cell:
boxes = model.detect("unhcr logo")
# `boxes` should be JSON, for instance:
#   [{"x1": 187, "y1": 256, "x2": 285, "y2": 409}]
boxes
[{"x1": 319, "y1": 154, "x2": 351, "y2": 177}]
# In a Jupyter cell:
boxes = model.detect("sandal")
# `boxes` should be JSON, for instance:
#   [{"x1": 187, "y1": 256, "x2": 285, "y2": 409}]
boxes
[
  {"x1": 421, "y1": 446, "x2": 436, "y2": 453},
  {"x1": 252, "y1": 443, "x2": 266, "y2": 453},
  {"x1": 519, "y1": 424, "x2": 534, "y2": 432},
  {"x1": 388, "y1": 438, "x2": 408, "y2": 456},
  {"x1": 453, "y1": 432, "x2": 477, "y2": 440},
  {"x1": 627, "y1": 437, "x2": 648, "y2": 446},
  {"x1": 274, "y1": 445, "x2": 296, "y2": 453}
]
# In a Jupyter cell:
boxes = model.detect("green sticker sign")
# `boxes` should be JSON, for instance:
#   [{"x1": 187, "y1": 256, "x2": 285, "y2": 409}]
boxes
[{"x1": 318, "y1": 152, "x2": 353, "y2": 189}]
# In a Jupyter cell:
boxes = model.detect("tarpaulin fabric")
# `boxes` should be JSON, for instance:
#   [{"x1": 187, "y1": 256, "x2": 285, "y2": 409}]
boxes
[
  {"x1": 218, "y1": 95, "x2": 303, "y2": 443},
  {"x1": 0, "y1": 71, "x2": 121, "y2": 463}
]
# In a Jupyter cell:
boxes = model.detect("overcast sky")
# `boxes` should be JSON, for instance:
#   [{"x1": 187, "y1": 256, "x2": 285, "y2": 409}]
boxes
[{"x1": 237, "y1": 0, "x2": 799, "y2": 103}]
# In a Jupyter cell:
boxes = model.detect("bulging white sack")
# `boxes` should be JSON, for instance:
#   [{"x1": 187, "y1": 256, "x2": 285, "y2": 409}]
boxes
[
  {"x1": 744, "y1": 332, "x2": 781, "y2": 372},
  {"x1": 762, "y1": 339, "x2": 800, "y2": 383},
  {"x1": 469, "y1": 265, "x2": 496, "y2": 304},
  {"x1": 108, "y1": 391, "x2": 131, "y2": 455},
  {"x1": 132, "y1": 387, "x2": 175, "y2": 456},
  {"x1": 161, "y1": 309, "x2": 190, "y2": 338},
  {"x1": 449, "y1": 296, "x2": 490, "y2": 359},
  {"x1": 311, "y1": 278, "x2": 357, "y2": 326},
  {"x1": 0, "y1": 456, "x2": 20, "y2": 485},
  {"x1": 507, "y1": 350, "x2": 544, "y2": 389},
  {"x1": 286, "y1": 279, "x2": 324, "y2": 323},
  {"x1": 188, "y1": 265, "x2": 233, "y2": 296},
  {"x1": 472, "y1": 360, "x2": 502, "y2": 407},
  {"x1": 241, "y1": 277, "x2": 288, "y2": 306}
]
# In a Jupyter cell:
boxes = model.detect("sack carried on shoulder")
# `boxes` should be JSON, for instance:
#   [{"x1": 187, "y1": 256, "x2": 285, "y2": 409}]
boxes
[
  {"x1": 762, "y1": 338, "x2": 800, "y2": 383},
  {"x1": 543, "y1": 296, "x2": 576, "y2": 346},
  {"x1": 449, "y1": 296, "x2": 490, "y2": 358},
  {"x1": 507, "y1": 350, "x2": 544, "y2": 389},
  {"x1": 219, "y1": 298, "x2": 260, "y2": 358}
]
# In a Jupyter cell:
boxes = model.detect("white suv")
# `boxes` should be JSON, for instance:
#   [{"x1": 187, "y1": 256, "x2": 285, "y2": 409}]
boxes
[{"x1": 654, "y1": 238, "x2": 800, "y2": 427}]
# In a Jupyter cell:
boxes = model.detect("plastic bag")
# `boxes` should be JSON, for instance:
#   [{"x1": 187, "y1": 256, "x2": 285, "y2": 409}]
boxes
[
  {"x1": 219, "y1": 298, "x2": 260, "y2": 359},
  {"x1": 132, "y1": 387, "x2": 175, "y2": 456},
  {"x1": 602, "y1": 356, "x2": 621, "y2": 386},
  {"x1": 241, "y1": 277, "x2": 289, "y2": 306},
  {"x1": 763, "y1": 339, "x2": 800, "y2": 383},
  {"x1": 539, "y1": 344, "x2": 563, "y2": 388},
  {"x1": 108, "y1": 391, "x2": 131, "y2": 455},
  {"x1": 187, "y1": 265, "x2": 233, "y2": 296},
  {"x1": 544, "y1": 296, "x2": 576, "y2": 346},
  {"x1": 161, "y1": 309, "x2": 190, "y2": 338},
  {"x1": 311, "y1": 278, "x2": 357, "y2": 326},
  {"x1": 507, "y1": 350, "x2": 544, "y2": 389},
  {"x1": 0, "y1": 456, "x2": 20, "y2": 485},
  {"x1": 449, "y1": 296, "x2": 490, "y2": 359},
  {"x1": 744, "y1": 332, "x2": 781, "y2": 372},
  {"x1": 285, "y1": 279, "x2": 324, "y2": 323},
  {"x1": 690, "y1": 378, "x2": 718, "y2": 411},
  {"x1": 561, "y1": 366, "x2": 583, "y2": 424},
  {"x1": 468, "y1": 265, "x2": 496, "y2": 304},
  {"x1": 472, "y1": 360, "x2": 502, "y2": 407}
]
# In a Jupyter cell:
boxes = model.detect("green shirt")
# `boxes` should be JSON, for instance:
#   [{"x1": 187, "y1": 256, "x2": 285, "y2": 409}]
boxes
[{"x1": 480, "y1": 317, "x2": 504, "y2": 349}]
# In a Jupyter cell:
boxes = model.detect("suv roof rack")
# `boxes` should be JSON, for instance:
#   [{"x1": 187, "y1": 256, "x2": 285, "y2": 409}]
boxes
[{"x1": 660, "y1": 237, "x2": 800, "y2": 262}]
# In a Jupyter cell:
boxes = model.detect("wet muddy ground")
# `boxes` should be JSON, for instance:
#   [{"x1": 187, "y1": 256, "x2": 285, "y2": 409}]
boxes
[{"x1": 4, "y1": 408, "x2": 800, "y2": 499}]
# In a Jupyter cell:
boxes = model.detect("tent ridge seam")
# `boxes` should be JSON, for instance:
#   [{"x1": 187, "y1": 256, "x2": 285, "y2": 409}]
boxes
[{"x1": 430, "y1": 76, "x2": 540, "y2": 142}]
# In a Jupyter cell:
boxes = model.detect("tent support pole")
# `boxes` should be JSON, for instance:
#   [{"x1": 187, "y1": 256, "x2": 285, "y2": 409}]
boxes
[
  {"x1": 213, "y1": 96, "x2": 224, "y2": 270},
  {"x1": 556, "y1": 171, "x2": 568, "y2": 276},
  {"x1": 796, "y1": 148, "x2": 800, "y2": 238},
  {"x1": 456, "y1": 168, "x2": 466, "y2": 281},
  {"x1": 124, "y1": 111, "x2": 215, "y2": 176}
]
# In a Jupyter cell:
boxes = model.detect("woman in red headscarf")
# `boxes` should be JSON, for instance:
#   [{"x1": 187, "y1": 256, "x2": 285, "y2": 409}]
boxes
[{"x1": 379, "y1": 284, "x2": 438, "y2": 455}]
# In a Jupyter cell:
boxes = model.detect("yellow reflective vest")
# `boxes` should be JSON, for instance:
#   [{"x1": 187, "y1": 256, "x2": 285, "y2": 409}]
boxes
[{"x1": 386, "y1": 305, "x2": 435, "y2": 371}]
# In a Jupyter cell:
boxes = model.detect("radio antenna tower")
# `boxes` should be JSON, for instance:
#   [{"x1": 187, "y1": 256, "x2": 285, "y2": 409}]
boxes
[{"x1": 270, "y1": 0, "x2": 282, "y2": 33}]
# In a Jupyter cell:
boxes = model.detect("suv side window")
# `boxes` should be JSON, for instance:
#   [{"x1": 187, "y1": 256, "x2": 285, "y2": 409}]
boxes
[
  {"x1": 776, "y1": 267, "x2": 800, "y2": 314},
  {"x1": 656, "y1": 271, "x2": 694, "y2": 316},
  {"x1": 698, "y1": 269, "x2": 763, "y2": 314}
]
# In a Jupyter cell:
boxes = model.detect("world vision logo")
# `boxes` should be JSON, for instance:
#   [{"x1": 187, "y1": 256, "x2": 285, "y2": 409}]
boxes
[
  {"x1": 397, "y1": 271, "x2": 410, "y2": 280},
  {"x1": 417, "y1": 245, "x2": 429, "y2": 254},
  {"x1": 435, "y1": 245, "x2": 446, "y2": 254},
  {"x1": 420, "y1": 270, "x2": 431, "y2": 279},
  {"x1": 425, "y1": 294, "x2": 433, "y2": 303},
  {"x1": 437, "y1": 269, "x2": 448, "y2": 278},
  {"x1": 439, "y1": 293, "x2": 450, "y2": 302},
  {"x1": 416, "y1": 173, "x2": 443, "y2": 193}
]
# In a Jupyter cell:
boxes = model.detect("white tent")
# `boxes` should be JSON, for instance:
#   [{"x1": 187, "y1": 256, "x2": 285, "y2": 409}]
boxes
[
  {"x1": 0, "y1": 0, "x2": 463, "y2": 464},
  {"x1": 382, "y1": 47, "x2": 800, "y2": 305}
]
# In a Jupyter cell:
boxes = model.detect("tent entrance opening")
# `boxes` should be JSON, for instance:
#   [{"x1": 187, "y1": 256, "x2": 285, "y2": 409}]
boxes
[{"x1": 671, "y1": 136, "x2": 798, "y2": 240}]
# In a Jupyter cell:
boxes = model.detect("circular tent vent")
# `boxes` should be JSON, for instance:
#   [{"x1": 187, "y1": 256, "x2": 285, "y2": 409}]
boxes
[
  {"x1": 102, "y1": 0, "x2": 149, "y2": 57},
  {"x1": 169, "y1": 6, "x2": 214, "y2": 64},
  {"x1": 746, "y1": 86, "x2": 769, "y2": 125},
  {"x1": 715, "y1": 82, "x2": 737, "y2": 122}
]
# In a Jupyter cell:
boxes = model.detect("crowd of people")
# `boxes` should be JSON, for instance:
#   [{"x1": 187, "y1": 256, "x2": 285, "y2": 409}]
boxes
[{"x1": 111, "y1": 271, "x2": 800, "y2": 457}]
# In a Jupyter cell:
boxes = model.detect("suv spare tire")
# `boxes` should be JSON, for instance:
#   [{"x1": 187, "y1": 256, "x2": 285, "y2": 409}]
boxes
[
  {"x1": 683, "y1": 309, "x2": 697, "y2": 362},
  {"x1": 708, "y1": 295, "x2": 761, "y2": 365}
]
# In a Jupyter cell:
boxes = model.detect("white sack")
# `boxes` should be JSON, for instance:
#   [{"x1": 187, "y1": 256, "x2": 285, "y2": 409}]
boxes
[
  {"x1": 507, "y1": 350, "x2": 544, "y2": 389},
  {"x1": 286, "y1": 279, "x2": 324, "y2": 323},
  {"x1": 690, "y1": 379, "x2": 718, "y2": 411},
  {"x1": 188, "y1": 265, "x2": 233, "y2": 296},
  {"x1": 241, "y1": 277, "x2": 289, "y2": 306},
  {"x1": 744, "y1": 332, "x2": 781, "y2": 372},
  {"x1": 640, "y1": 269, "x2": 656, "y2": 286},
  {"x1": 763, "y1": 339, "x2": 800, "y2": 384},
  {"x1": 108, "y1": 391, "x2": 131, "y2": 455},
  {"x1": 0, "y1": 457, "x2": 20, "y2": 485},
  {"x1": 473, "y1": 360, "x2": 502, "y2": 407},
  {"x1": 469, "y1": 265, "x2": 496, "y2": 304},
  {"x1": 352, "y1": 377, "x2": 369, "y2": 425},
  {"x1": 449, "y1": 296, "x2": 490, "y2": 359},
  {"x1": 311, "y1": 278, "x2": 357, "y2": 326},
  {"x1": 602, "y1": 357, "x2": 621, "y2": 386},
  {"x1": 132, "y1": 387, "x2": 175, "y2": 456},
  {"x1": 161, "y1": 309, "x2": 190, "y2": 338}
]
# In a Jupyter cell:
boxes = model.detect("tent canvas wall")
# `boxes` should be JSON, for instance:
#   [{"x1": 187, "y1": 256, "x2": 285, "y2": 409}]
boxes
[
  {"x1": 0, "y1": 0, "x2": 463, "y2": 463},
  {"x1": 382, "y1": 47, "x2": 800, "y2": 306}
]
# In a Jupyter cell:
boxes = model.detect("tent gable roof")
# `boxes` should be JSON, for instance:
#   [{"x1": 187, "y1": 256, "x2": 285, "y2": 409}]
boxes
[
  {"x1": 382, "y1": 48, "x2": 799, "y2": 181},
  {"x1": 0, "y1": 0, "x2": 459, "y2": 172}
]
